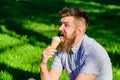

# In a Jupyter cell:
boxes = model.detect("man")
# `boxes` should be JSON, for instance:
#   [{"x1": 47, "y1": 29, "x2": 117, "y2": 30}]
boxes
[{"x1": 40, "y1": 7, "x2": 112, "y2": 80}]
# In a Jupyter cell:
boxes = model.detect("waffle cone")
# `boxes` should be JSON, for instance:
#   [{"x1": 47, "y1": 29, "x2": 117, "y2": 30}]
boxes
[{"x1": 51, "y1": 36, "x2": 60, "y2": 48}]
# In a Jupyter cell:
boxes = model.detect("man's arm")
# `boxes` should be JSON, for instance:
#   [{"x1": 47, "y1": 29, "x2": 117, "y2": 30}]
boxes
[
  {"x1": 40, "y1": 46, "x2": 62, "y2": 80},
  {"x1": 76, "y1": 73, "x2": 96, "y2": 80},
  {"x1": 40, "y1": 63, "x2": 62, "y2": 80}
]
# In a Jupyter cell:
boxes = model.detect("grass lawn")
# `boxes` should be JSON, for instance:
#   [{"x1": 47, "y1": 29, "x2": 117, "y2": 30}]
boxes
[{"x1": 0, "y1": 0, "x2": 120, "y2": 80}]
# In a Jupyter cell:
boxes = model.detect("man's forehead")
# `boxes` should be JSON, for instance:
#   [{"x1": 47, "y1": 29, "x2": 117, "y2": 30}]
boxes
[{"x1": 61, "y1": 16, "x2": 74, "y2": 22}]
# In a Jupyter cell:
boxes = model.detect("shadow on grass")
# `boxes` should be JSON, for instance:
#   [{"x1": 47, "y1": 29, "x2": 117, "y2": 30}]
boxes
[
  {"x1": 4, "y1": 18, "x2": 52, "y2": 45},
  {"x1": 86, "y1": 9, "x2": 120, "y2": 43},
  {"x1": 109, "y1": 52, "x2": 120, "y2": 68},
  {"x1": 0, "y1": 0, "x2": 67, "y2": 24},
  {"x1": 0, "y1": 63, "x2": 40, "y2": 80},
  {"x1": 0, "y1": 0, "x2": 69, "y2": 45}
]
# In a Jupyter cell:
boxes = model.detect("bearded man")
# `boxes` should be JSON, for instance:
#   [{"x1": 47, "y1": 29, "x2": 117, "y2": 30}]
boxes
[{"x1": 40, "y1": 7, "x2": 112, "y2": 80}]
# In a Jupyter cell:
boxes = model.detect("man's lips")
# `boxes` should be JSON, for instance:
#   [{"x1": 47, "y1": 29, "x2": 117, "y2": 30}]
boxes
[
  {"x1": 58, "y1": 32, "x2": 65, "y2": 42},
  {"x1": 60, "y1": 36, "x2": 64, "y2": 42}
]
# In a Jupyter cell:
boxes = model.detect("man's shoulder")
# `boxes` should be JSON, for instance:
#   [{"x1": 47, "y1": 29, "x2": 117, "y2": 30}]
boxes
[
  {"x1": 82, "y1": 35, "x2": 96, "y2": 50},
  {"x1": 81, "y1": 35, "x2": 107, "y2": 55},
  {"x1": 81, "y1": 35, "x2": 110, "y2": 61}
]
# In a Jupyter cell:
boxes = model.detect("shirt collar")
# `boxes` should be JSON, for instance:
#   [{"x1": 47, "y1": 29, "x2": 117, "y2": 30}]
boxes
[{"x1": 71, "y1": 34, "x2": 85, "y2": 54}]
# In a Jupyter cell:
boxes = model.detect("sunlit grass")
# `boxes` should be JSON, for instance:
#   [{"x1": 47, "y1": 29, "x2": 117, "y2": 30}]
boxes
[
  {"x1": 0, "y1": 71, "x2": 13, "y2": 80},
  {"x1": 113, "y1": 67, "x2": 120, "y2": 80},
  {"x1": 0, "y1": 34, "x2": 21, "y2": 48},
  {"x1": 22, "y1": 20, "x2": 58, "y2": 38},
  {"x1": 0, "y1": 45, "x2": 41, "y2": 72}
]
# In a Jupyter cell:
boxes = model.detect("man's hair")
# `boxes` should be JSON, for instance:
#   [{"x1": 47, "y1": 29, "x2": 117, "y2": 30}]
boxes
[{"x1": 59, "y1": 7, "x2": 89, "y2": 26}]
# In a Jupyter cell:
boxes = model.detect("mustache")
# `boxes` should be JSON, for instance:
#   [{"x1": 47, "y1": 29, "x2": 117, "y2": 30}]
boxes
[{"x1": 58, "y1": 31, "x2": 66, "y2": 37}]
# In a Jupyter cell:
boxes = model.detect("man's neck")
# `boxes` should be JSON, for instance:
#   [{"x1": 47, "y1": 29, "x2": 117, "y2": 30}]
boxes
[{"x1": 72, "y1": 34, "x2": 84, "y2": 47}]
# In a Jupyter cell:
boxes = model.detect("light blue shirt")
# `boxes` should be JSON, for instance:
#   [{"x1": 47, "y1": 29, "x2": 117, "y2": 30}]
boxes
[{"x1": 51, "y1": 34, "x2": 112, "y2": 80}]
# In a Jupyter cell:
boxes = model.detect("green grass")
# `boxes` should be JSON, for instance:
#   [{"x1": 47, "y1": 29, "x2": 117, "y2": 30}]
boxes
[{"x1": 0, "y1": 0, "x2": 120, "y2": 80}]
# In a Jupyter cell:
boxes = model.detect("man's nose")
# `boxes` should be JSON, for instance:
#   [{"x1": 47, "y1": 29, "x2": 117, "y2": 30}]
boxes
[{"x1": 59, "y1": 24, "x2": 64, "y2": 31}]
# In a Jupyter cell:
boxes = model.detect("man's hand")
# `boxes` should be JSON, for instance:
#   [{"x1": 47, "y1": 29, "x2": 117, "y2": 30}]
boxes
[
  {"x1": 41, "y1": 46, "x2": 56, "y2": 64},
  {"x1": 40, "y1": 46, "x2": 61, "y2": 80}
]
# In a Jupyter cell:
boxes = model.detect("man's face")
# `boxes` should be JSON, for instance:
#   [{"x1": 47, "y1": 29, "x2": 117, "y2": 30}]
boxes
[{"x1": 57, "y1": 16, "x2": 77, "y2": 53}]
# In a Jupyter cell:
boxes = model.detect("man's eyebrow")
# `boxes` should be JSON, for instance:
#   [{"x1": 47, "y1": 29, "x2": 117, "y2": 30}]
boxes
[{"x1": 60, "y1": 21, "x2": 69, "y2": 24}]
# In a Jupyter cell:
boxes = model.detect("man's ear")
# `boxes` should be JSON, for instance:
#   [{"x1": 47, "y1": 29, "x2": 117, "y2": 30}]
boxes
[
  {"x1": 78, "y1": 27, "x2": 83, "y2": 32},
  {"x1": 78, "y1": 25, "x2": 86, "y2": 33}
]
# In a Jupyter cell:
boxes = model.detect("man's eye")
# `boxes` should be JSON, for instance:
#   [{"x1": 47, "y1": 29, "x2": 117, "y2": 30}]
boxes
[{"x1": 65, "y1": 24, "x2": 69, "y2": 27}]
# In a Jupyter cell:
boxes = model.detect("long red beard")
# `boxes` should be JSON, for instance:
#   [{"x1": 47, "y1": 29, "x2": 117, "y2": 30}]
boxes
[{"x1": 57, "y1": 31, "x2": 76, "y2": 53}]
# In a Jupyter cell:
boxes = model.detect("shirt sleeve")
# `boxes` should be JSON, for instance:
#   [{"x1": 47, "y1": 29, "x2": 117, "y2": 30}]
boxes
[{"x1": 51, "y1": 51, "x2": 63, "y2": 71}]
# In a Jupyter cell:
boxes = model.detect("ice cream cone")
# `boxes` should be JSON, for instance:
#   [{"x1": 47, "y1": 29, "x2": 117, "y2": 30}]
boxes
[{"x1": 51, "y1": 36, "x2": 61, "y2": 49}]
